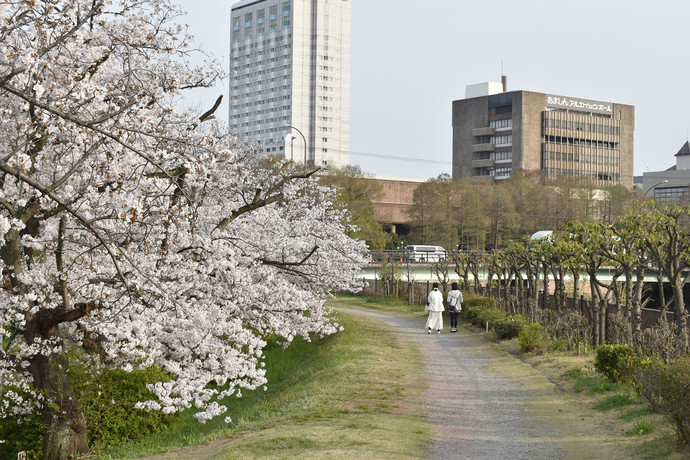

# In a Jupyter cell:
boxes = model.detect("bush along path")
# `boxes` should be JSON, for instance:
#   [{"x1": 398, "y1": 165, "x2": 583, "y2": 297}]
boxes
[{"x1": 333, "y1": 299, "x2": 649, "y2": 460}]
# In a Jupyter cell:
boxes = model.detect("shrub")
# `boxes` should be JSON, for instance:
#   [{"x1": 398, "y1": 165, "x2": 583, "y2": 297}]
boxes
[
  {"x1": 518, "y1": 323, "x2": 549, "y2": 353},
  {"x1": 493, "y1": 314, "x2": 528, "y2": 340},
  {"x1": 630, "y1": 356, "x2": 665, "y2": 412},
  {"x1": 71, "y1": 364, "x2": 180, "y2": 451},
  {"x1": 595, "y1": 344, "x2": 634, "y2": 383},
  {"x1": 463, "y1": 305, "x2": 503, "y2": 329},
  {"x1": 0, "y1": 364, "x2": 179, "y2": 459},
  {"x1": 656, "y1": 357, "x2": 690, "y2": 445},
  {"x1": 630, "y1": 356, "x2": 690, "y2": 444},
  {"x1": 0, "y1": 409, "x2": 43, "y2": 460},
  {"x1": 462, "y1": 294, "x2": 497, "y2": 310}
]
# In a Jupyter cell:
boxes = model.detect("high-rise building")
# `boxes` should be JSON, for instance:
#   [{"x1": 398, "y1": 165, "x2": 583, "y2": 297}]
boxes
[
  {"x1": 452, "y1": 81, "x2": 635, "y2": 188},
  {"x1": 229, "y1": 0, "x2": 351, "y2": 167}
]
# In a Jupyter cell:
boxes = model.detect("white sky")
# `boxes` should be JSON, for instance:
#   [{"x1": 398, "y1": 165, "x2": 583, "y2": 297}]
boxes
[{"x1": 177, "y1": 0, "x2": 690, "y2": 180}]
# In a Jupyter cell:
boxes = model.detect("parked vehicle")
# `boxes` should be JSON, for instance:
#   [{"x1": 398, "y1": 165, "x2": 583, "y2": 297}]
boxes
[{"x1": 404, "y1": 245, "x2": 447, "y2": 263}]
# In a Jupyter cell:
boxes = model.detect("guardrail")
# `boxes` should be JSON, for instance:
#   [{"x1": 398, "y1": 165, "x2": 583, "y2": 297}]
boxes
[{"x1": 368, "y1": 249, "x2": 487, "y2": 265}]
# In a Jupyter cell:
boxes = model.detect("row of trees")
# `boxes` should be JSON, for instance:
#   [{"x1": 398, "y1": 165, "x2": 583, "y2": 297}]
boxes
[
  {"x1": 442, "y1": 200, "x2": 690, "y2": 351},
  {"x1": 406, "y1": 171, "x2": 639, "y2": 251},
  {"x1": 0, "y1": 1, "x2": 368, "y2": 459}
]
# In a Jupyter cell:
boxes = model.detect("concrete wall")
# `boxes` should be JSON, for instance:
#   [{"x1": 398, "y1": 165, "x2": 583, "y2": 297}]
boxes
[{"x1": 452, "y1": 96, "x2": 489, "y2": 179}]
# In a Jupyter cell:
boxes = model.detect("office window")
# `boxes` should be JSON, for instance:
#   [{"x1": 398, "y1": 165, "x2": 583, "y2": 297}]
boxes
[
  {"x1": 245, "y1": 12, "x2": 252, "y2": 28},
  {"x1": 490, "y1": 167, "x2": 512, "y2": 177},
  {"x1": 490, "y1": 135, "x2": 512, "y2": 145},
  {"x1": 257, "y1": 9, "x2": 265, "y2": 24},
  {"x1": 489, "y1": 119, "x2": 512, "y2": 129},
  {"x1": 490, "y1": 151, "x2": 512, "y2": 161},
  {"x1": 282, "y1": 2, "x2": 291, "y2": 16}
]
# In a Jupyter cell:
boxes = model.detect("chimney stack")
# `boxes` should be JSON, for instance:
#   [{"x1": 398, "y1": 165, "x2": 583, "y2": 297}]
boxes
[{"x1": 502, "y1": 75, "x2": 508, "y2": 92}]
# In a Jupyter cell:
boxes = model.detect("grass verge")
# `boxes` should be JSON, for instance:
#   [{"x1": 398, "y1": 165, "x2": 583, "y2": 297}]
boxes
[
  {"x1": 108, "y1": 304, "x2": 430, "y2": 459},
  {"x1": 486, "y1": 332, "x2": 688, "y2": 459}
]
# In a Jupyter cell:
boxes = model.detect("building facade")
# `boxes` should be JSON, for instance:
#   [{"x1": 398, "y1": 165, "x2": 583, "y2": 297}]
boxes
[
  {"x1": 229, "y1": 0, "x2": 351, "y2": 167},
  {"x1": 452, "y1": 83, "x2": 635, "y2": 188},
  {"x1": 642, "y1": 142, "x2": 690, "y2": 203}
]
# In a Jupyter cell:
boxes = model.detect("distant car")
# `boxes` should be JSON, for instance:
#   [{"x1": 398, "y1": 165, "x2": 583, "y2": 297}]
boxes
[{"x1": 404, "y1": 245, "x2": 447, "y2": 263}]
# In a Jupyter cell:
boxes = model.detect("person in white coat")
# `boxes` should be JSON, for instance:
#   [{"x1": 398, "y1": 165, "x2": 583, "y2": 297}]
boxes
[{"x1": 426, "y1": 283, "x2": 444, "y2": 334}]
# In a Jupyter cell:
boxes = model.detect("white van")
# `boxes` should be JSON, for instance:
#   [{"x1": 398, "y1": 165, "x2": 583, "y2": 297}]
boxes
[{"x1": 404, "y1": 245, "x2": 447, "y2": 263}]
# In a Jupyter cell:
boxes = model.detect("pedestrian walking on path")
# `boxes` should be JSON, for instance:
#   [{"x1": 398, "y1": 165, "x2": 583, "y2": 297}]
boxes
[
  {"x1": 426, "y1": 282, "x2": 444, "y2": 333},
  {"x1": 447, "y1": 282, "x2": 463, "y2": 333}
]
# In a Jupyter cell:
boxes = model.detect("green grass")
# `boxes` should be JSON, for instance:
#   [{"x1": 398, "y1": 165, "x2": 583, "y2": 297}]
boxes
[
  {"x1": 106, "y1": 304, "x2": 431, "y2": 459},
  {"x1": 595, "y1": 393, "x2": 636, "y2": 411},
  {"x1": 631, "y1": 419, "x2": 655, "y2": 436},
  {"x1": 564, "y1": 365, "x2": 621, "y2": 395},
  {"x1": 620, "y1": 407, "x2": 652, "y2": 421}
]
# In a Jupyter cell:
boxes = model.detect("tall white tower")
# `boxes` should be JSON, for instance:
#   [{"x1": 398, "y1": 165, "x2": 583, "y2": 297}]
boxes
[{"x1": 229, "y1": 0, "x2": 351, "y2": 167}]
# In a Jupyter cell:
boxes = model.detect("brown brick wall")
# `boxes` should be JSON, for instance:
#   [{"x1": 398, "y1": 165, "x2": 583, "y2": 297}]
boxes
[{"x1": 367, "y1": 178, "x2": 422, "y2": 224}]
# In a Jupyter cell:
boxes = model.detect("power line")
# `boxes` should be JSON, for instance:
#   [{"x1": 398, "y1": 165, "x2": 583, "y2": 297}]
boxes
[{"x1": 347, "y1": 150, "x2": 452, "y2": 165}]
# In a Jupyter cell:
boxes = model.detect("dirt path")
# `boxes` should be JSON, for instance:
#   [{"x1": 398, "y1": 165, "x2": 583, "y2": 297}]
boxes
[{"x1": 337, "y1": 307, "x2": 563, "y2": 459}]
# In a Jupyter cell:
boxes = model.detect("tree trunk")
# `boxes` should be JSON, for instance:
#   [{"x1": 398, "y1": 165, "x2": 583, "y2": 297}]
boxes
[
  {"x1": 624, "y1": 267, "x2": 634, "y2": 346},
  {"x1": 590, "y1": 299, "x2": 600, "y2": 346},
  {"x1": 657, "y1": 269, "x2": 666, "y2": 313},
  {"x1": 632, "y1": 267, "x2": 645, "y2": 337},
  {"x1": 671, "y1": 273, "x2": 689, "y2": 351},
  {"x1": 26, "y1": 320, "x2": 89, "y2": 459},
  {"x1": 590, "y1": 279, "x2": 600, "y2": 346},
  {"x1": 542, "y1": 264, "x2": 549, "y2": 308},
  {"x1": 599, "y1": 299, "x2": 607, "y2": 345}
]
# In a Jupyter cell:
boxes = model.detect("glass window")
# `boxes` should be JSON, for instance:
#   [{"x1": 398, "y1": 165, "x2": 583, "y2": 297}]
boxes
[
  {"x1": 282, "y1": 2, "x2": 291, "y2": 16},
  {"x1": 489, "y1": 119, "x2": 512, "y2": 129},
  {"x1": 245, "y1": 12, "x2": 252, "y2": 28},
  {"x1": 257, "y1": 9, "x2": 265, "y2": 24},
  {"x1": 490, "y1": 135, "x2": 512, "y2": 145},
  {"x1": 232, "y1": 17, "x2": 241, "y2": 31},
  {"x1": 490, "y1": 151, "x2": 512, "y2": 161}
]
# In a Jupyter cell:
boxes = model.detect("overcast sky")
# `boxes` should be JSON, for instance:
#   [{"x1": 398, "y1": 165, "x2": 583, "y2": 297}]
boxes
[{"x1": 178, "y1": 0, "x2": 690, "y2": 181}]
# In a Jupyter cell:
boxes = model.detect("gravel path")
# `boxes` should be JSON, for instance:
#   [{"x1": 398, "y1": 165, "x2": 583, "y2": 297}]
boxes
[{"x1": 337, "y1": 308, "x2": 563, "y2": 460}]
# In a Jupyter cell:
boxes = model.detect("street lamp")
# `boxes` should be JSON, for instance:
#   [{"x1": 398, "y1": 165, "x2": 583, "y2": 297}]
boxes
[
  {"x1": 290, "y1": 136, "x2": 295, "y2": 162},
  {"x1": 284, "y1": 124, "x2": 307, "y2": 165},
  {"x1": 645, "y1": 180, "x2": 668, "y2": 199}
]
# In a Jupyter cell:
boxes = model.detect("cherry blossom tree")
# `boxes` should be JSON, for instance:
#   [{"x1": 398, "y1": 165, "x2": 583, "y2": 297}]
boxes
[{"x1": 0, "y1": 1, "x2": 368, "y2": 458}]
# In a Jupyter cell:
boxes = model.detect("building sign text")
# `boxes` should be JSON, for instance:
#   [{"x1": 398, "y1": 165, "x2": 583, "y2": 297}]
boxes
[{"x1": 546, "y1": 95, "x2": 613, "y2": 114}]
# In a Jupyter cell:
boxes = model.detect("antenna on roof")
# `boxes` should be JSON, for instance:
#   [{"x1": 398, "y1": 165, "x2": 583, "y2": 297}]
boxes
[{"x1": 501, "y1": 60, "x2": 507, "y2": 92}]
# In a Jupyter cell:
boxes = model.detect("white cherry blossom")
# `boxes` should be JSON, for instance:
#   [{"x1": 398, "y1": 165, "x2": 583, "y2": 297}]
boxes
[{"x1": 0, "y1": 0, "x2": 368, "y2": 457}]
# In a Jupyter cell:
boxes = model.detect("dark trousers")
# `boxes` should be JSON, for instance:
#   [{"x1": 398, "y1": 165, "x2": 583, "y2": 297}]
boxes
[{"x1": 449, "y1": 311, "x2": 459, "y2": 328}]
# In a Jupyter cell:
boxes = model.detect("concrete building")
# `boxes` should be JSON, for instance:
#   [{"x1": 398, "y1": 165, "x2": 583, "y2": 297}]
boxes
[
  {"x1": 452, "y1": 81, "x2": 635, "y2": 188},
  {"x1": 229, "y1": 0, "x2": 351, "y2": 167},
  {"x1": 642, "y1": 141, "x2": 690, "y2": 202}
]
